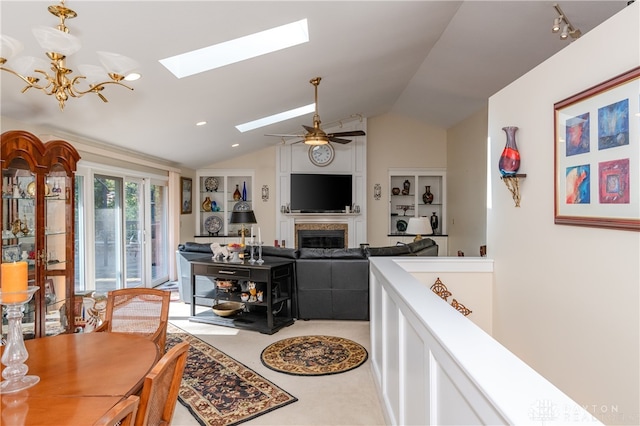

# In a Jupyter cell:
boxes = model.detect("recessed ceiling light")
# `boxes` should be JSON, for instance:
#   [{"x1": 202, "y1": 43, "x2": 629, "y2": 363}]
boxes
[
  {"x1": 196, "y1": 121, "x2": 207, "y2": 126},
  {"x1": 236, "y1": 103, "x2": 315, "y2": 133},
  {"x1": 159, "y1": 19, "x2": 309, "y2": 79},
  {"x1": 232, "y1": 143, "x2": 240, "y2": 148}
]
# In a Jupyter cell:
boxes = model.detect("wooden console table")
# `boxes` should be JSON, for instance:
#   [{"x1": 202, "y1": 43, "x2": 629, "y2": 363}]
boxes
[{"x1": 188, "y1": 256, "x2": 295, "y2": 334}]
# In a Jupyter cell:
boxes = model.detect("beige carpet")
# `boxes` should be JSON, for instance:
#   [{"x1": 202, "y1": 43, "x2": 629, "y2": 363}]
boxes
[{"x1": 169, "y1": 302, "x2": 386, "y2": 425}]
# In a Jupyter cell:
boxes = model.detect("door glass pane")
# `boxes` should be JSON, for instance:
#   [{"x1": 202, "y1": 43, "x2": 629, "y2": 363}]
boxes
[
  {"x1": 151, "y1": 183, "x2": 168, "y2": 283},
  {"x1": 125, "y1": 180, "x2": 142, "y2": 288},
  {"x1": 94, "y1": 175, "x2": 122, "y2": 292},
  {"x1": 74, "y1": 175, "x2": 85, "y2": 292}
]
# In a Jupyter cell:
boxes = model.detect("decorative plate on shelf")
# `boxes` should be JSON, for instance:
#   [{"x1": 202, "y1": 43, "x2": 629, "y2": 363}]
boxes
[
  {"x1": 204, "y1": 215, "x2": 223, "y2": 234},
  {"x1": 26, "y1": 181, "x2": 36, "y2": 197},
  {"x1": 233, "y1": 201, "x2": 251, "y2": 211},
  {"x1": 396, "y1": 219, "x2": 408, "y2": 232},
  {"x1": 204, "y1": 177, "x2": 219, "y2": 192}
]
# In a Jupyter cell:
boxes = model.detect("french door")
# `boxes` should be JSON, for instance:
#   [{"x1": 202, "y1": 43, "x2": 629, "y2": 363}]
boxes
[{"x1": 75, "y1": 167, "x2": 169, "y2": 293}]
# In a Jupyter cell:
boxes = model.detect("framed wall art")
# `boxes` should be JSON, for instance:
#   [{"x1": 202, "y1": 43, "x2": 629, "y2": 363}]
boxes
[
  {"x1": 554, "y1": 66, "x2": 640, "y2": 231},
  {"x1": 180, "y1": 177, "x2": 192, "y2": 215}
]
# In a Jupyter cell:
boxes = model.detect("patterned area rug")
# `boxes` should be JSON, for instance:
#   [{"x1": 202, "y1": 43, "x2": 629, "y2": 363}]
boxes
[
  {"x1": 166, "y1": 324, "x2": 298, "y2": 426},
  {"x1": 260, "y1": 335, "x2": 368, "y2": 376}
]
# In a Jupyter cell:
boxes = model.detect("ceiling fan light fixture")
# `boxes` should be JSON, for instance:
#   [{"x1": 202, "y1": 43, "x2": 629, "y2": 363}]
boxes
[{"x1": 304, "y1": 135, "x2": 329, "y2": 145}]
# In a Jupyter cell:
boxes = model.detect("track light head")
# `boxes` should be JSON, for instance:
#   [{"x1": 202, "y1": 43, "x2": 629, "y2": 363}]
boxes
[{"x1": 552, "y1": 4, "x2": 581, "y2": 41}]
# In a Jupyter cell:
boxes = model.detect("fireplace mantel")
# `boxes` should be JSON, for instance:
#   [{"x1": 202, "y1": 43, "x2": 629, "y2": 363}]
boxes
[{"x1": 284, "y1": 213, "x2": 361, "y2": 218}]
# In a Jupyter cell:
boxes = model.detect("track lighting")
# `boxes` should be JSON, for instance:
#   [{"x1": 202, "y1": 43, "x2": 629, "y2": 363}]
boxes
[{"x1": 552, "y1": 4, "x2": 582, "y2": 40}]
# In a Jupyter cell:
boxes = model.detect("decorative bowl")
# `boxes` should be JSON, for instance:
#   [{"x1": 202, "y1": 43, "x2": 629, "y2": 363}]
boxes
[{"x1": 212, "y1": 301, "x2": 244, "y2": 317}]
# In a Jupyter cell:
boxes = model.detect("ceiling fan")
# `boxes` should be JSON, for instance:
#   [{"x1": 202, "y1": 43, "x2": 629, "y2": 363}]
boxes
[{"x1": 266, "y1": 77, "x2": 366, "y2": 145}]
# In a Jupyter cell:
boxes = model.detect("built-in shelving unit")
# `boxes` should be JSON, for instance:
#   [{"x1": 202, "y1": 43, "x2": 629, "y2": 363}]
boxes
[
  {"x1": 194, "y1": 169, "x2": 254, "y2": 244},
  {"x1": 388, "y1": 168, "x2": 448, "y2": 256}
]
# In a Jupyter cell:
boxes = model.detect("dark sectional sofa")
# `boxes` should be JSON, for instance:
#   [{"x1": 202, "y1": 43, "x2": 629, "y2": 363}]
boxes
[{"x1": 176, "y1": 238, "x2": 438, "y2": 321}]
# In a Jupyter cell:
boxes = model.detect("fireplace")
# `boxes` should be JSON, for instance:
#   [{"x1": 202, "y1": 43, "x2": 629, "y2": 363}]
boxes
[{"x1": 295, "y1": 223, "x2": 348, "y2": 249}]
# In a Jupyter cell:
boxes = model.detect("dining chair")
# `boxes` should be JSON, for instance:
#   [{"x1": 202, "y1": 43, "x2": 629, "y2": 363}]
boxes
[
  {"x1": 93, "y1": 395, "x2": 140, "y2": 426},
  {"x1": 95, "y1": 288, "x2": 171, "y2": 353},
  {"x1": 135, "y1": 341, "x2": 190, "y2": 426}
]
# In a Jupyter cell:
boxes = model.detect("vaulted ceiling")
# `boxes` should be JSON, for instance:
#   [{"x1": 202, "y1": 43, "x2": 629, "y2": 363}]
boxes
[{"x1": 0, "y1": 1, "x2": 628, "y2": 169}]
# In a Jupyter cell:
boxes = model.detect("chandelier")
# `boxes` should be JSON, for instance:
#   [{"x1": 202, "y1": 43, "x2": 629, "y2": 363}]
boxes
[{"x1": 0, "y1": 0, "x2": 140, "y2": 110}]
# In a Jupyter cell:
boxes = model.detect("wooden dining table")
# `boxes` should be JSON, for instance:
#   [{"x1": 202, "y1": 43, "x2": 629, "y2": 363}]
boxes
[{"x1": 0, "y1": 332, "x2": 159, "y2": 425}]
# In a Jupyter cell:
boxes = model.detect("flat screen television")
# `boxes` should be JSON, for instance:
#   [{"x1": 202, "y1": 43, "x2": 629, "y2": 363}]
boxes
[{"x1": 290, "y1": 173, "x2": 352, "y2": 212}]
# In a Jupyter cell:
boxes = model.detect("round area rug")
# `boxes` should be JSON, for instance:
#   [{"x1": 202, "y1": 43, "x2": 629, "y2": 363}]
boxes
[{"x1": 260, "y1": 335, "x2": 368, "y2": 376}]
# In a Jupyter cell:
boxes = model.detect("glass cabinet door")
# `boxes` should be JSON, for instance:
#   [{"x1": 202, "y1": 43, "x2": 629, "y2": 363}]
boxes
[
  {"x1": 2, "y1": 160, "x2": 39, "y2": 338},
  {"x1": 44, "y1": 166, "x2": 73, "y2": 336}
]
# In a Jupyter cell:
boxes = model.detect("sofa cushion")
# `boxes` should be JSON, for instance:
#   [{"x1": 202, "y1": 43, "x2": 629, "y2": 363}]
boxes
[
  {"x1": 298, "y1": 247, "x2": 366, "y2": 259},
  {"x1": 261, "y1": 245, "x2": 299, "y2": 259},
  {"x1": 407, "y1": 238, "x2": 438, "y2": 255},
  {"x1": 179, "y1": 242, "x2": 213, "y2": 253},
  {"x1": 367, "y1": 244, "x2": 411, "y2": 256}
]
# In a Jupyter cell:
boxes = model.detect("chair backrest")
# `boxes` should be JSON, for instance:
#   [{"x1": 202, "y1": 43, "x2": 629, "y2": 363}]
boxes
[
  {"x1": 135, "y1": 341, "x2": 189, "y2": 426},
  {"x1": 94, "y1": 395, "x2": 140, "y2": 426},
  {"x1": 103, "y1": 288, "x2": 171, "y2": 352}
]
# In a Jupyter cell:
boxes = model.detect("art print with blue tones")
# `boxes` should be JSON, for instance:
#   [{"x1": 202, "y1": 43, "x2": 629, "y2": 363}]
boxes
[
  {"x1": 565, "y1": 165, "x2": 590, "y2": 204},
  {"x1": 598, "y1": 98, "x2": 629, "y2": 150},
  {"x1": 565, "y1": 113, "x2": 590, "y2": 157}
]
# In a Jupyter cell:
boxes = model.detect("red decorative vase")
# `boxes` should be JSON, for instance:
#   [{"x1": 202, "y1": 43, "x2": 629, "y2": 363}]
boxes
[{"x1": 498, "y1": 126, "x2": 520, "y2": 177}]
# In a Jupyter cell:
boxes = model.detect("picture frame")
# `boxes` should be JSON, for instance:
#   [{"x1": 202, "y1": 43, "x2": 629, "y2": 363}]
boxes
[
  {"x1": 554, "y1": 66, "x2": 640, "y2": 231},
  {"x1": 2, "y1": 245, "x2": 20, "y2": 263},
  {"x1": 44, "y1": 278, "x2": 55, "y2": 297},
  {"x1": 180, "y1": 177, "x2": 192, "y2": 215}
]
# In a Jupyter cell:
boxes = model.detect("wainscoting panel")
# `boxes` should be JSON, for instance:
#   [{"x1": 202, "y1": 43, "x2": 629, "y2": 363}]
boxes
[{"x1": 369, "y1": 257, "x2": 601, "y2": 426}]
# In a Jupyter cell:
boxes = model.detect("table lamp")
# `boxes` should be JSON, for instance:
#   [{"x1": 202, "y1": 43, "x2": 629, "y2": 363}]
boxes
[
  {"x1": 229, "y1": 210, "x2": 257, "y2": 247},
  {"x1": 405, "y1": 217, "x2": 433, "y2": 242}
]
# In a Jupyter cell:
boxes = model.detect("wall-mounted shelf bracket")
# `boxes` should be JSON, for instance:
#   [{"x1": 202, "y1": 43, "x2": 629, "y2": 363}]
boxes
[{"x1": 501, "y1": 174, "x2": 526, "y2": 207}]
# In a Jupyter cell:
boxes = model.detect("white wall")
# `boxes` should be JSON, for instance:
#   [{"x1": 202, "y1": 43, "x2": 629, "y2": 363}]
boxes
[
  {"x1": 447, "y1": 107, "x2": 488, "y2": 257},
  {"x1": 367, "y1": 113, "x2": 447, "y2": 247},
  {"x1": 488, "y1": 4, "x2": 639, "y2": 424}
]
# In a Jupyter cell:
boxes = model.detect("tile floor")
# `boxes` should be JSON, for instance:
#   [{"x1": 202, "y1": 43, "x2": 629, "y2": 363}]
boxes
[{"x1": 168, "y1": 301, "x2": 386, "y2": 425}]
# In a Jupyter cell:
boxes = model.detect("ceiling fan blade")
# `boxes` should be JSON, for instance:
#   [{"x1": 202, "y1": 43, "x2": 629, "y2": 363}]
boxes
[
  {"x1": 328, "y1": 130, "x2": 366, "y2": 137},
  {"x1": 329, "y1": 137, "x2": 352, "y2": 144},
  {"x1": 302, "y1": 125, "x2": 315, "y2": 133},
  {"x1": 265, "y1": 133, "x2": 304, "y2": 137}
]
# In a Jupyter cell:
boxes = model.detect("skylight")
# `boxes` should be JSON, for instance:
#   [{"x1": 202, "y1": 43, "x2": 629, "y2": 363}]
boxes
[
  {"x1": 236, "y1": 103, "x2": 315, "y2": 133},
  {"x1": 159, "y1": 19, "x2": 309, "y2": 78}
]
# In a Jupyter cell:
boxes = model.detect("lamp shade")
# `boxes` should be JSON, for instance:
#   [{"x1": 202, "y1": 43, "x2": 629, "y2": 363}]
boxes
[
  {"x1": 32, "y1": 26, "x2": 81, "y2": 56},
  {"x1": 406, "y1": 217, "x2": 433, "y2": 236},
  {"x1": 229, "y1": 210, "x2": 257, "y2": 224}
]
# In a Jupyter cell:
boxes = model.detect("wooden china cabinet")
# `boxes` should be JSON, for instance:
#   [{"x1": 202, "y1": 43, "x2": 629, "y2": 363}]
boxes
[{"x1": 1, "y1": 130, "x2": 80, "y2": 339}]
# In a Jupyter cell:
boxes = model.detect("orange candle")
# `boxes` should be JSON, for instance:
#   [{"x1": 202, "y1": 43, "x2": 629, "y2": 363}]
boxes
[{"x1": 1, "y1": 262, "x2": 28, "y2": 303}]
